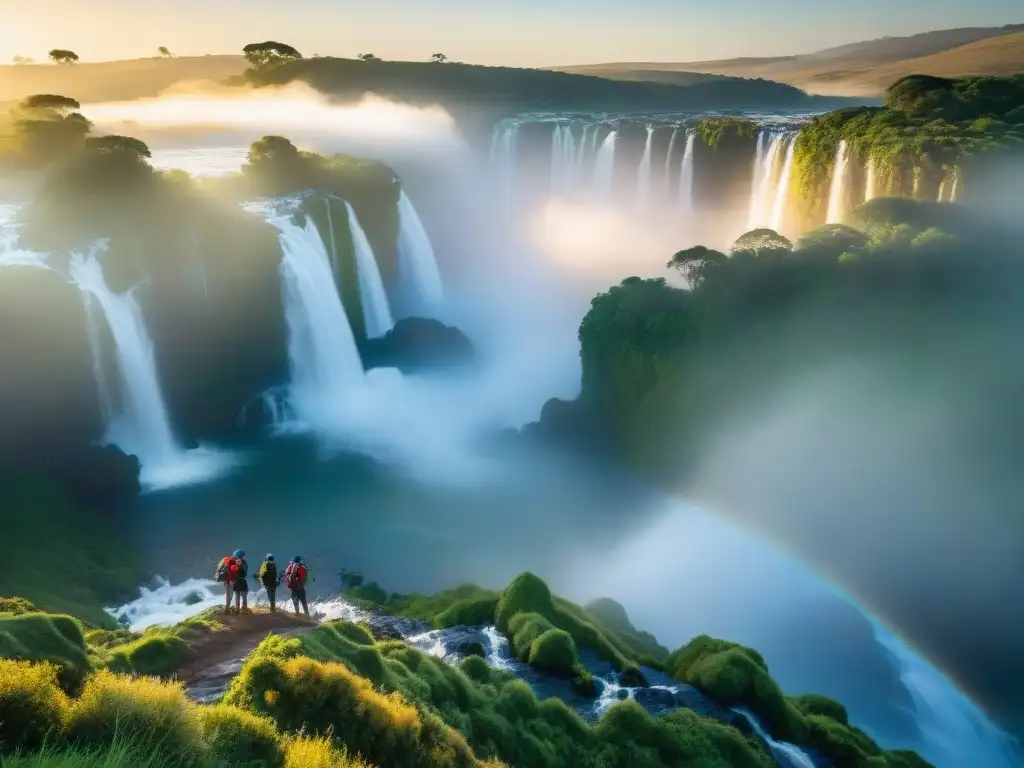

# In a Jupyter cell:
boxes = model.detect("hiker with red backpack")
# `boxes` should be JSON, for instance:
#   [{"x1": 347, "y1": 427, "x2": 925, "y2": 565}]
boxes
[
  {"x1": 215, "y1": 549, "x2": 249, "y2": 612},
  {"x1": 284, "y1": 556, "x2": 310, "y2": 616}
]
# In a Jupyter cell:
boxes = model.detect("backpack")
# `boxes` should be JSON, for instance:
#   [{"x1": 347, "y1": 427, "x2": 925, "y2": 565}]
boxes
[
  {"x1": 285, "y1": 563, "x2": 306, "y2": 589},
  {"x1": 261, "y1": 561, "x2": 278, "y2": 586},
  {"x1": 215, "y1": 556, "x2": 233, "y2": 583}
]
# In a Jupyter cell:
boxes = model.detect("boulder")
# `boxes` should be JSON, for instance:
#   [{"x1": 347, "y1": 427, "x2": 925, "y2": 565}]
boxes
[
  {"x1": 360, "y1": 317, "x2": 475, "y2": 373},
  {"x1": 59, "y1": 445, "x2": 141, "y2": 503}
]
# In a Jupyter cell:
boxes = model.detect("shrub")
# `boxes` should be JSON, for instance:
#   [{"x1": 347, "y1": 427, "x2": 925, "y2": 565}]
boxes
[
  {"x1": 0, "y1": 597, "x2": 39, "y2": 616},
  {"x1": 495, "y1": 573, "x2": 554, "y2": 632},
  {"x1": 198, "y1": 704, "x2": 284, "y2": 766},
  {"x1": 101, "y1": 634, "x2": 189, "y2": 677},
  {"x1": 459, "y1": 655, "x2": 492, "y2": 684},
  {"x1": 284, "y1": 734, "x2": 370, "y2": 768},
  {"x1": 791, "y1": 693, "x2": 849, "y2": 725},
  {"x1": 435, "y1": 598, "x2": 498, "y2": 628},
  {"x1": 0, "y1": 659, "x2": 68, "y2": 754},
  {"x1": 331, "y1": 621, "x2": 375, "y2": 646},
  {"x1": 64, "y1": 670, "x2": 199, "y2": 759},
  {"x1": 0, "y1": 613, "x2": 91, "y2": 691},
  {"x1": 571, "y1": 664, "x2": 597, "y2": 697},
  {"x1": 527, "y1": 629, "x2": 577, "y2": 676},
  {"x1": 618, "y1": 664, "x2": 648, "y2": 688},
  {"x1": 507, "y1": 613, "x2": 555, "y2": 661},
  {"x1": 666, "y1": 636, "x2": 805, "y2": 743}
]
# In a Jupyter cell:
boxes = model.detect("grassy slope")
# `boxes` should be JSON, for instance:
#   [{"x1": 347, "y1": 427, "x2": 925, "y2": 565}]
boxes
[
  {"x1": 559, "y1": 23, "x2": 1024, "y2": 97},
  {"x1": 0, "y1": 56, "x2": 246, "y2": 104}
]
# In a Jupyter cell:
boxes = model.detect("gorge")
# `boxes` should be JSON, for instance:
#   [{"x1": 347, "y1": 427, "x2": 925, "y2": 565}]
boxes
[{"x1": 1, "y1": 70, "x2": 1023, "y2": 768}]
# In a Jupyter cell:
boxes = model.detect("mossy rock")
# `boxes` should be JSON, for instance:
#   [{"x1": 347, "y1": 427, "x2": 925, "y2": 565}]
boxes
[
  {"x1": 495, "y1": 572, "x2": 554, "y2": 632},
  {"x1": 459, "y1": 654, "x2": 492, "y2": 684},
  {"x1": 459, "y1": 641, "x2": 485, "y2": 658},
  {"x1": 507, "y1": 612, "x2": 556, "y2": 661},
  {"x1": 528, "y1": 629, "x2": 578, "y2": 677},
  {"x1": 666, "y1": 635, "x2": 805, "y2": 743},
  {"x1": 570, "y1": 664, "x2": 597, "y2": 698},
  {"x1": 101, "y1": 633, "x2": 189, "y2": 677},
  {"x1": 0, "y1": 613, "x2": 90, "y2": 691}
]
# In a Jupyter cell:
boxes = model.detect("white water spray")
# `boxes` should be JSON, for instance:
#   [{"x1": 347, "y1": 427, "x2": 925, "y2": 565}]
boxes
[
  {"x1": 679, "y1": 131, "x2": 696, "y2": 214},
  {"x1": 664, "y1": 127, "x2": 679, "y2": 194},
  {"x1": 748, "y1": 132, "x2": 787, "y2": 230},
  {"x1": 271, "y1": 212, "x2": 365, "y2": 421},
  {"x1": 593, "y1": 130, "x2": 618, "y2": 201},
  {"x1": 344, "y1": 201, "x2": 394, "y2": 340},
  {"x1": 396, "y1": 190, "x2": 444, "y2": 312},
  {"x1": 769, "y1": 135, "x2": 797, "y2": 233},
  {"x1": 732, "y1": 708, "x2": 816, "y2": 768},
  {"x1": 825, "y1": 140, "x2": 850, "y2": 224},
  {"x1": 636, "y1": 125, "x2": 654, "y2": 205},
  {"x1": 864, "y1": 157, "x2": 877, "y2": 203}
]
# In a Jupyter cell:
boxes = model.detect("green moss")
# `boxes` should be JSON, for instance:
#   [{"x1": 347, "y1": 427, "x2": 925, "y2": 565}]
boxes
[
  {"x1": 495, "y1": 573, "x2": 555, "y2": 633},
  {"x1": 570, "y1": 664, "x2": 597, "y2": 698},
  {"x1": 696, "y1": 117, "x2": 759, "y2": 149},
  {"x1": 384, "y1": 584, "x2": 500, "y2": 625},
  {"x1": 0, "y1": 613, "x2": 91, "y2": 691},
  {"x1": 436, "y1": 598, "x2": 500, "y2": 628},
  {"x1": 99, "y1": 633, "x2": 189, "y2": 678},
  {"x1": 197, "y1": 704, "x2": 285, "y2": 767},
  {"x1": 507, "y1": 612, "x2": 556, "y2": 660},
  {"x1": 0, "y1": 597, "x2": 40, "y2": 616},
  {"x1": 459, "y1": 654, "x2": 492, "y2": 684},
  {"x1": 666, "y1": 635, "x2": 805, "y2": 743},
  {"x1": 527, "y1": 629, "x2": 577, "y2": 676},
  {"x1": 790, "y1": 692, "x2": 849, "y2": 724}
]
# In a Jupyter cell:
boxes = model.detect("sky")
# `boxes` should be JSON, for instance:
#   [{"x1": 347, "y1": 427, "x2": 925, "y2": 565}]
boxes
[{"x1": 1, "y1": 0, "x2": 1021, "y2": 66}]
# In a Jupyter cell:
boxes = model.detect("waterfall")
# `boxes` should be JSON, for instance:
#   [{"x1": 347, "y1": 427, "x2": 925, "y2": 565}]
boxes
[
  {"x1": 397, "y1": 189, "x2": 443, "y2": 309},
  {"x1": 769, "y1": 134, "x2": 797, "y2": 233},
  {"x1": 550, "y1": 123, "x2": 578, "y2": 196},
  {"x1": 747, "y1": 131, "x2": 787, "y2": 230},
  {"x1": 731, "y1": 708, "x2": 816, "y2": 768},
  {"x1": 937, "y1": 177, "x2": 948, "y2": 203},
  {"x1": 825, "y1": 140, "x2": 850, "y2": 224},
  {"x1": 577, "y1": 124, "x2": 593, "y2": 173},
  {"x1": 746, "y1": 131, "x2": 767, "y2": 227},
  {"x1": 636, "y1": 125, "x2": 654, "y2": 205},
  {"x1": 679, "y1": 131, "x2": 695, "y2": 214},
  {"x1": 593, "y1": 130, "x2": 618, "y2": 200},
  {"x1": 949, "y1": 166, "x2": 961, "y2": 201},
  {"x1": 664, "y1": 127, "x2": 679, "y2": 194},
  {"x1": 324, "y1": 196, "x2": 339, "y2": 277},
  {"x1": 271, "y1": 213, "x2": 364, "y2": 420},
  {"x1": 491, "y1": 123, "x2": 519, "y2": 213},
  {"x1": 343, "y1": 201, "x2": 394, "y2": 340},
  {"x1": 864, "y1": 157, "x2": 877, "y2": 202},
  {"x1": 70, "y1": 243, "x2": 180, "y2": 468}
]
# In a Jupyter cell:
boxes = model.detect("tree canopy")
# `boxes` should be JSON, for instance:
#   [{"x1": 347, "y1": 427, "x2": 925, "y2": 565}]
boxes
[
  {"x1": 48, "y1": 49, "x2": 79, "y2": 65},
  {"x1": 430, "y1": 53, "x2": 448, "y2": 63},
  {"x1": 19, "y1": 94, "x2": 81, "y2": 114},
  {"x1": 358, "y1": 53, "x2": 382, "y2": 62},
  {"x1": 729, "y1": 228, "x2": 793, "y2": 259},
  {"x1": 85, "y1": 135, "x2": 152, "y2": 158},
  {"x1": 667, "y1": 246, "x2": 728, "y2": 288},
  {"x1": 157, "y1": 46, "x2": 174, "y2": 58},
  {"x1": 241, "y1": 41, "x2": 302, "y2": 69}
]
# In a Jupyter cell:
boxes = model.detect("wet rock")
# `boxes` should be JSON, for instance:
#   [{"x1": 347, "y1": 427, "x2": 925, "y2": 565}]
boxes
[
  {"x1": 360, "y1": 317, "x2": 476, "y2": 373},
  {"x1": 60, "y1": 444, "x2": 141, "y2": 503},
  {"x1": 618, "y1": 665, "x2": 648, "y2": 688},
  {"x1": 460, "y1": 641, "x2": 486, "y2": 658}
]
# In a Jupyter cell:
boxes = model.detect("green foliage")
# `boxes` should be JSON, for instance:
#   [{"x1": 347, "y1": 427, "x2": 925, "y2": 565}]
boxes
[
  {"x1": 495, "y1": 573, "x2": 555, "y2": 633},
  {"x1": 527, "y1": 629, "x2": 578, "y2": 676},
  {"x1": 0, "y1": 613, "x2": 91, "y2": 691},
  {"x1": 666, "y1": 245, "x2": 728, "y2": 287},
  {"x1": 242, "y1": 41, "x2": 302, "y2": 70},
  {"x1": 730, "y1": 228, "x2": 793, "y2": 259},
  {"x1": 380, "y1": 584, "x2": 500, "y2": 626},
  {"x1": 48, "y1": 49, "x2": 79, "y2": 65},
  {"x1": 0, "y1": 659, "x2": 68, "y2": 754},
  {"x1": 85, "y1": 135, "x2": 152, "y2": 158},
  {"x1": 696, "y1": 117, "x2": 759, "y2": 149},
  {"x1": 197, "y1": 704, "x2": 285, "y2": 767},
  {"x1": 98, "y1": 633, "x2": 189, "y2": 678},
  {"x1": 0, "y1": 597, "x2": 39, "y2": 616},
  {"x1": 436, "y1": 598, "x2": 499, "y2": 628},
  {"x1": 794, "y1": 224, "x2": 869, "y2": 260},
  {"x1": 64, "y1": 671, "x2": 200, "y2": 759},
  {"x1": 790, "y1": 693, "x2": 849, "y2": 724}
]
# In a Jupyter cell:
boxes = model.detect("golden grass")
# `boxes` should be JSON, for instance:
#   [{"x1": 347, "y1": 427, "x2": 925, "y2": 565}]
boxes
[
  {"x1": 284, "y1": 734, "x2": 373, "y2": 768},
  {"x1": 0, "y1": 659, "x2": 69, "y2": 753}
]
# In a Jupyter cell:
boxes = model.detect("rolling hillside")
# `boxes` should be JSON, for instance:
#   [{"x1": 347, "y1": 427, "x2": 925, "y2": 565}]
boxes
[
  {"x1": 0, "y1": 55, "x2": 246, "y2": 104},
  {"x1": 560, "y1": 23, "x2": 1024, "y2": 96}
]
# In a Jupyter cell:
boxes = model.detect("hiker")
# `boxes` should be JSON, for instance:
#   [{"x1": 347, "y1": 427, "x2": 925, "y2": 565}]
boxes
[
  {"x1": 232, "y1": 550, "x2": 250, "y2": 612},
  {"x1": 215, "y1": 550, "x2": 242, "y2": 610},
  {"x1": 257, "y1": 553, "x2": 281, "y2": 612},
  {"x1": 284, "y1": 555, "x2": 309, "y2": 616}
]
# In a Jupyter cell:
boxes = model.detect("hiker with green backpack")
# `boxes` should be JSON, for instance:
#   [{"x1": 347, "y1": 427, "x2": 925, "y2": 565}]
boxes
[{"x1": 257, "y1": 554, "x2": 282, "y2": 612}]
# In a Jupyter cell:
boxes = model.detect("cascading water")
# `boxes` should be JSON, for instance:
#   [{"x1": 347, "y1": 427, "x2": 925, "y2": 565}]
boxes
[
  {"x1": 679, "y1": 131, "x2": 695, "y2": 214},
  {"x1": 746, "y1": 131, "x2": 768, "y2": 227},
  {"x1": 342, "y1": 202, "x2": 394, "y2": 340},
  {"x1": 491, "y1": 122, "x2": 519, "y2": 214},
  {"x1": 825, "y1": 140, "x2": 850, "y2": 224},
  {"x1": 324, "y1": 196, "x2": 339, "y2": 277},
  {"x1": 271, "y1": 212, "x2": 365, "y2": 421},
  {"x1": 747, "y1": 132, "x2": 787, "y2": 230},
  {"x1": 636, "y1": 125, "x2": 654, "y2": 205},
  {"x1": 870, "y1": 619, "x2": 1023, "y2": 767},
  {"x1": 397, "y1": 190, "x2": 444, "y2": 311},
  {"x1": 70, "y1": 243, "x2": 180, "y2": 470},
  {"x1": 864, "y1": 157, "x2": 877, "y2": 203},
  {"x1": 664, "y1": 127, "x2": 679, "y2": 194},
  {"x1": 949, "y1": 166, "x2": 961, "y2": 201},
  {"x1": 770, "y1": 135, "x2": 797, "y2": 233},
  {"x1": 732, "y1": 708, "x2": 816, "y2": 768},
  {"x1": 593, "y1": 130, "x2": 618, "y2": 201},
  {"x1": 577, "y1": 124, "x2": 593, "y2": 173},
  {"x1": 550, "y1": 123, "x2": 578, "y2": 196}
]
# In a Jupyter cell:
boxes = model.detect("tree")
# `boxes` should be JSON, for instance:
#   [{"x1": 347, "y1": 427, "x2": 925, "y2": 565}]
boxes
[
  {"x1": 729, "y1": 228, "x2": 793, "y2": 260},
  {"x1": 794, "y1": 224, "x2": 869, "y2": 260},
  {"x1": 357, "y1": 53, "x2": 381, "y2": 62},
  {"x1": 86, "y1": 135, "x2": 152, "y2": 158},
  {"x1": 48, "y1": 49, "x2": 79, "y2": 65},
  {"x1": 19, "y1": 94, "x2": 82, "y2": 115},
  {"x1": 666, "y1": 245, "x2": 728, "y2": 288},
  {"x1": 241, "y1": 41, "x2": 302, "y2": 69},
  {"x1": 157, "y1": 46, "x2": 174, "y2": 58},
  {"x1": 430, "y1": 53, "x2": 448, "y2": 63},
  {"x1": 12, "y1": 55, "x2": 34, "y2": 65}
]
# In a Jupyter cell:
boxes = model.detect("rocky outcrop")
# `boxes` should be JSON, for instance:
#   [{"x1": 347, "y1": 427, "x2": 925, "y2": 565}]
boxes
[{"x1": 359, "y1": 317, "x2": 476, "y2": 373}]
